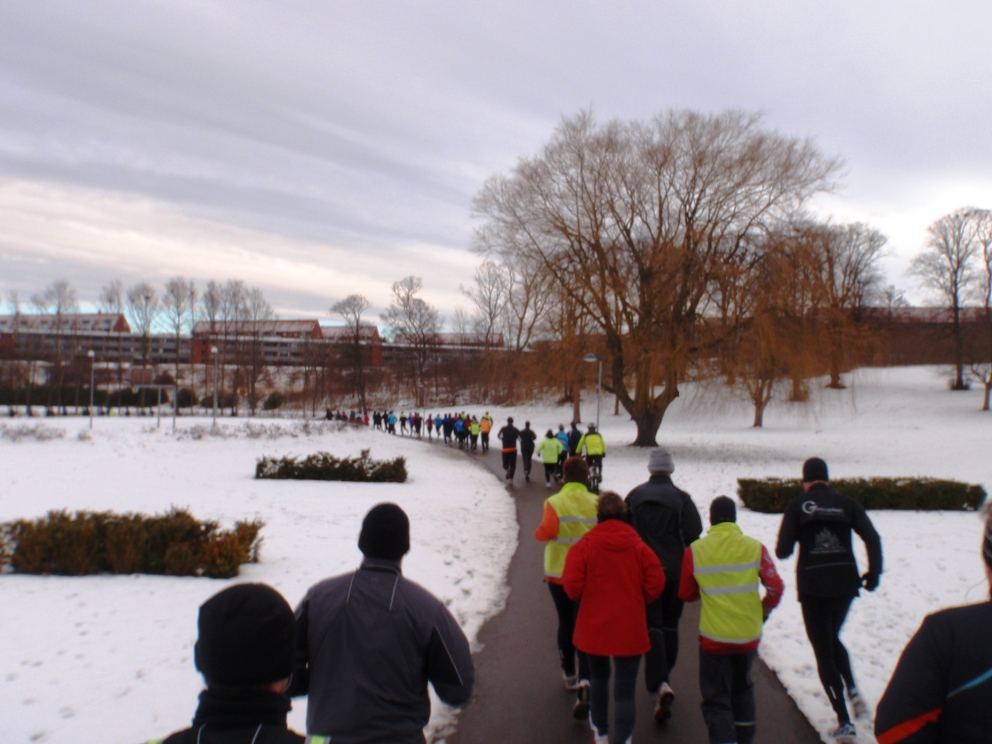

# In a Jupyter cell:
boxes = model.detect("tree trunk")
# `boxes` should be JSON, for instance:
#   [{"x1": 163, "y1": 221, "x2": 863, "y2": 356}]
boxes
[{"x1": 952, "y1": 305, "x2": 967, "y2": 389}]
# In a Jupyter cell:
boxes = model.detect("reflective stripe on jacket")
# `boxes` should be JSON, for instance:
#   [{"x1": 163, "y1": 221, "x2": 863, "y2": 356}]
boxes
[
  {"x1": 543, "y1": 482, "x2": 598, "y2": 578},
  {"x1": 691, "y1": 522, "x2": 763, "y2": 645}
]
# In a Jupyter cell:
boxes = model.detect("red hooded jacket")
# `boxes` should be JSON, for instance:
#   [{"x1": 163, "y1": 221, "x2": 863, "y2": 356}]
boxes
[{"x1": 562, "y1": 519, "x2": 666, "y2": 657}]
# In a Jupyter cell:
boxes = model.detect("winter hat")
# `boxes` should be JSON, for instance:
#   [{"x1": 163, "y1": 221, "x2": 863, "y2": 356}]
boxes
[
  {"x1": 194, "y1": 583, "x2": 295, "y2": 687},
  {"x1": 648, "y1": 447, "x2": 674, "y2": 474},
  {"x1": 802, "y1": 457, "x2": 829, "y2": 483},
  {"x1": 358, "y1": 503, "x2": 410, "y2": 561},
  {"x1": 710, "y1": 496, "x2": 737, "y2": 526}
]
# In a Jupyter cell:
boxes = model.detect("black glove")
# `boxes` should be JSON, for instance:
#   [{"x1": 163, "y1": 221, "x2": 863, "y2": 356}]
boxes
[{"x1": 861, "y1": 572, "x2": 879, "y2": 592}]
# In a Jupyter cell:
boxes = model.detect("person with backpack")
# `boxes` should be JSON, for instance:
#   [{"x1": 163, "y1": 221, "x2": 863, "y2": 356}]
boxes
[
  {"x1": 776, "y1": 457, "x2": 883, "y2": 743},
  {"x1": 624, "y1": 446, "x2": 703, "y2": 723},
  {"x1": 536, "y1": 429, "x2": 564, "y2": 488}
]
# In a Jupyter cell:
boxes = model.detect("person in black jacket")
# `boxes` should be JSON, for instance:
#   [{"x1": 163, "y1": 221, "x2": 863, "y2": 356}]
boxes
[
  {"x1": 567, "y1": 422, "x2": 582, "y2": 457},
  {"x1": 776, "y1": 457, "x2": 883, "y2": 742},
  {"x1": 874, "y1": 507, "x2": 992, "y2": 743},
  {"x1": 624, "y1": 446, "x2": 702, "y2": 724},
  {"x1": 148, "y1": 583, "x2": 305, "y2": 744},
  {"x1": 519, "y1": 421, "x2": 537, "y2": 482},
  {"x1": 497, "y1": 417, "x2": 521, "y2": 482},
  {"x1": 290, "y1": 503, "x2": 474, "y2": 743}
]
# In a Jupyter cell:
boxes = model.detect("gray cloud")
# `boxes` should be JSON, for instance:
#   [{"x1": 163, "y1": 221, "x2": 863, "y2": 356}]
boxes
[{"x1": 2, "y1": 0, "x2": 992, "y2": 313}]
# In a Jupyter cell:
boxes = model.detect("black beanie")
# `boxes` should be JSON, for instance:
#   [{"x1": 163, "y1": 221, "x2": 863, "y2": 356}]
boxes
[
  {"x1": 194, "y1": 583, "x2": 295, "y2": 687},
  {"x1": 358, "y1": 503, "x2": 410, "y2": 561},
  {"x1": 710, "y1": 496, "x2": 737, "y2": 526},
  {"x1": 802, "y1": 457, "x2": 829, "y2": 483}
]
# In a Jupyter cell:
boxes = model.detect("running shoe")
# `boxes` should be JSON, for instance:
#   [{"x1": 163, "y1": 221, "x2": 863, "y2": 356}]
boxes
[
  {"x1": 573, "y1": 681, "x2": 590, "y2": 720},
  {"x1": 563, "y1": 672, "x2": 579, "y2": 690},
  {"x1": 831, "y1": 722, "x2": 857, "y2": 743},
  {"x1": 654, "y1": 682, "x2": 675, "y2": 723},
  {"x1": 848, "y1": 688, "x2": 869, "y2": 719}
]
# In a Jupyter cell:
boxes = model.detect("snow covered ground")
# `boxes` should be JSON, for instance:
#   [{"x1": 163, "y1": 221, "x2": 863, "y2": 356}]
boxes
[
  {"x1": 470, "y1": 365, "x2": 991, "y2": 743},
  {"x1": 0, "y1": 419, "x2": 517, "y2": 744},
  {"x1": 2, "y1": 365, "x2": 990, "y2": 744}
]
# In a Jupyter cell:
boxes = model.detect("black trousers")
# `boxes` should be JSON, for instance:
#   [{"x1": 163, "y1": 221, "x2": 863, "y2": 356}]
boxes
[
  {"x1": 502, "y1": 450, "x2": 517, "y2": 479},
  {"x1": 481, "y1": 432, "x2": 489, "y2": 451},
  {"x1": 522, "y1": 449, "x2": 534, "y2": 475},
  {"x1": 543, "y1": 462, "x2": 557, "y2": 483},
  {"x1": 547, "y1": 582, "x2": 589, "y2": 680},
  {"x1": 699, "y1": 647, "x2": 756, "y2": 744},
  {"x1": 644, "y1": 579, "x2": 684, "y2": 692},
  {"x1": 800, "y1": 594, "x2": 855, "y2": 724}
]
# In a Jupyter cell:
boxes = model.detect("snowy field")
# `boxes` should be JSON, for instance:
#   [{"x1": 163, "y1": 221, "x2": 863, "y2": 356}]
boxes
[
  {"x1": 0, "y1": 419, "x2": 517, "y2": 744},
  {"x1": 471, "y1": 365, "x2": 991, "y2": 743},
  {"x1": 2, "y1": 365, "x2": 990, "y2": 744}
]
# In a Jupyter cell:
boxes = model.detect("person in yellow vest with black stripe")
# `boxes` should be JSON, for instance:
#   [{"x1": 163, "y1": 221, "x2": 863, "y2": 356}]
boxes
[
  {"x1": 679, "y1": 496, "x2": 783, "y2": 744},
  {"x1": 535, "y1": 456, "x2": 600, "y2": 720}
]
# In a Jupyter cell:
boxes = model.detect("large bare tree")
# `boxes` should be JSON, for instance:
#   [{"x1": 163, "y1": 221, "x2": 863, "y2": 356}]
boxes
[
  {"x1": 911, "y1": 207, "x2": 980, "y2": 390},
  {"x1": 970, "y1": 209, "x2": 992, "y2": 409},
  {"x1": 331, "y1": 293, "x2": 373, "y2": 415},
  {"x1": 474, "y1": 109, "x2": 839, "y2": 445},
  {"x1": 163, "y1": 276, "x2": 197, "y2": 384},
  {"x1": 99, "y1": 279, "x2": 126, "y2": 406}
]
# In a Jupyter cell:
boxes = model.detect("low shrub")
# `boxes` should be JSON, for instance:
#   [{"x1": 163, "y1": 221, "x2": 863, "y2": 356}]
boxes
[
  {"x1": 0, "y1": 509, "x2": 264, "y2": 578},
  {"x1": 255, "y1": 448, "x2": 407, "y2": 483},
  {"x1": 738, "y1": 477, "x2": 988, "y2": 514}
]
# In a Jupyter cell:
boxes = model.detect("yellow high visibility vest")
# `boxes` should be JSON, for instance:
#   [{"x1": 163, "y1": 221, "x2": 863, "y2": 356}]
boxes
[
  {"x1": 690, "y1": 522, "x2": 764, "y2": 645},
  {"x1": 543, "y1": 482, "x2": 598, "y2": 578}
]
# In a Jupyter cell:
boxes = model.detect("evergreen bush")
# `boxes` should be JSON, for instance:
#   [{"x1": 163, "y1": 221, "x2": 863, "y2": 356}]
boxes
[
  {"x1": 738, "y1": 477, "x2": 987, "y2": 513},
  {"x1": 255, "y1": 448, "x2": 407, "y2": 483},
  {"x1": 0, "y1": 509, "x2": 264, "y2": 578}
]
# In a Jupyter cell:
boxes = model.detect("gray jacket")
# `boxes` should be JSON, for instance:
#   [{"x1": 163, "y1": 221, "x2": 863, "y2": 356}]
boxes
[{"x1": 289, "y1": 558, "x2": 474, "y2": 743}]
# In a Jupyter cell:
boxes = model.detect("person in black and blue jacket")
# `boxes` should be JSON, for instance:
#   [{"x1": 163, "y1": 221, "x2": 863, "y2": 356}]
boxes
[{"x1": 874, "y1": 507, "x2": 992, "y2": 744}]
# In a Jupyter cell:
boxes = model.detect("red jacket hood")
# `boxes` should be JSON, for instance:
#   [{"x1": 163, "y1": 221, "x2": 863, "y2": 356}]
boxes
[{"x1": 583, "y1": 519, "x2": 642, "y2": 552}]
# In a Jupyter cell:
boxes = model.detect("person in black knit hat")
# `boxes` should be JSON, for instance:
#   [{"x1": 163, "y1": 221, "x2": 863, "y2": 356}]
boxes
[
  {"x1": 147, "y1": 583, "x2": 305, "y2": 743},
  {"x1": 776, "y1": 457, "x2": 883, "y2": 744},
  {"x1": 290, "y1": 502, "x2": 474, "y2": 743}
]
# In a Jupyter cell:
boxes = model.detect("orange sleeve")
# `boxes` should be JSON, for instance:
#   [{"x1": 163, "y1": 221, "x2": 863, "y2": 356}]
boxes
[{"x1": 534, "y1": 503, "x2": 559, "y2": 542}]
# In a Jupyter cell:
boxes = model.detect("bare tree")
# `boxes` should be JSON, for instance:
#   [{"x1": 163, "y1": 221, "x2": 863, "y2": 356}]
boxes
[
  {"x1": 331, "y1": 293, "x2": 373, "y2": 415},
  {"x1": 32, "y1": 280, "x2": 78, "y2": 408},
  {"x1": 126, "y1": 282, "x2": 160, "y2": 367},
  {"x1": 243, "y1": 286, "x2": 274, "y2": 415},
  {"x1": 463, "y1": 259, "x2": 509, "y2": 348},
  {"x1": 200, "y1": 280, "x2": 223, "y2": 406},
  {"x1": 381, "y1": 276, "x2": 442, "y2": 404},
  {"x1": 970, "y1": 209, "x2": 992, "y2": 409},
  {"x1": 219, "y1": 279, "x2": 246, "y2": 410},
  {"x1": 910, "y1": 207, "x2": 980, "y2": 390},
  {"x1": 163, "y1": 276, "x2": 197, "y2": 384},
  {"x1": 99, "y1": 279, "x2": 126, "y2": 406},
  {"x1": 474, "y1": 109, "x2": 839, "y2": 445}
]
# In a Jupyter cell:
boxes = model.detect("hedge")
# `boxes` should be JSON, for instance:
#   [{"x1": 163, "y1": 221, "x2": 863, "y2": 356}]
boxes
[
  {"x1": 738, "y1": 477, "x2": 987, "y2": 513},
  {"x1": 0, "y1": 508, "x2": 263, "y2": 579},
  {"x1": 256, "y1": 449, "x2": 407, "y2": 483}
]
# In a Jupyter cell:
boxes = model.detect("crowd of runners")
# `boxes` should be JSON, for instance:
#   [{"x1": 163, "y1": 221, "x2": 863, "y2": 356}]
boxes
[{"x1": 370, "y1": 410, "x2": 608, "y2": 488}]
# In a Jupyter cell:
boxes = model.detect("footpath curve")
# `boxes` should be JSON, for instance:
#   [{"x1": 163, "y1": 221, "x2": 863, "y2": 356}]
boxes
[{"x1": 444, "y1": 441, "x2": 821, "y2": 744}]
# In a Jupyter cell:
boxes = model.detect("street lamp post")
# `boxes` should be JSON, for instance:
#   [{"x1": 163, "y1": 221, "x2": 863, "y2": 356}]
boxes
[
  {"x1": 583, "y1": 353, "x2": 602, "y2": 431},
  {"x1": 87, "y1": 350, "x2": 95, "y2": 430},
  {"x1": 211, "y1": 346, "x2": 219, "y2": 428}
]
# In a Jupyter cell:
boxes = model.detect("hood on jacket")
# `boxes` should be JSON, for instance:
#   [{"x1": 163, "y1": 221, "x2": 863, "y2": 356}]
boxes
[{"x1": 584, "y1": 519, "x2": 642, "y2": 552}]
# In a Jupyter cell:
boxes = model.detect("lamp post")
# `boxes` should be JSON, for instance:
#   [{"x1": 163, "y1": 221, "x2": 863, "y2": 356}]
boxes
[
  {"x1": 87, "y1": 350, "x2": 95, "y2": 430},
  {"x1": 211, "y1": 346, "x2": 219, "y2": 428},
  {"x1": 583, "y1": 353, "x2": 602, "y2": 431}
]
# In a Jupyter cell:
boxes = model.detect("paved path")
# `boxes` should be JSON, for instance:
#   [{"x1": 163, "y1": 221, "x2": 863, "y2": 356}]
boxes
[{"x1": 445, "y1": 443, "x2": 822, "y2": 744}]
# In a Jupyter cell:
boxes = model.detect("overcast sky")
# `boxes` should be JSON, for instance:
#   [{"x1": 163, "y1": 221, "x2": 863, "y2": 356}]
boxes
[{"x1": 3, "y1": 1, "x2": 992, "y2": 321}]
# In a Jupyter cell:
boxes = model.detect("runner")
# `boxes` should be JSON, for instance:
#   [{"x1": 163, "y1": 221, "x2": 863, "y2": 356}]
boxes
[
  {"x1": 469, "y1": 417, "x2": 481, "y2": 451},
  {"x1": 776, "y1": 457, "x2": 883, "y2": 743},
  {"x1": 497, "y1": 417, "x2": 521, "y2": 482},
  {"x1": 519, "y1": 421, "x2": 537, "y2": 482},
  {"x1": 536, "y1": 429, "x2": 564, "y2": 488},
  {"x1": 479, "y1": 415, "x2": 493, "y2": 453}
]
